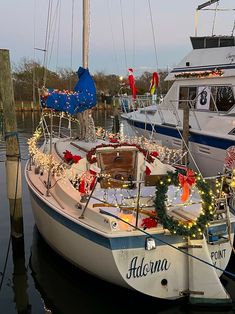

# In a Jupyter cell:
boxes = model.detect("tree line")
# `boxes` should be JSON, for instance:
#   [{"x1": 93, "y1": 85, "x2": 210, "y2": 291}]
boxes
[{"x1": 12, "y1": 59, "x2": 172, "y2": 103}]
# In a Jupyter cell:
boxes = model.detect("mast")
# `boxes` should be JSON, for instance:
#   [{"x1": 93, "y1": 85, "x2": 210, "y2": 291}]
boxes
[
  {"x1": 83, "y1": 0, "x2": 89, "y2": 69},
  {"x1": 80, "y1": 0, "x2": 97, "y2": 142}
]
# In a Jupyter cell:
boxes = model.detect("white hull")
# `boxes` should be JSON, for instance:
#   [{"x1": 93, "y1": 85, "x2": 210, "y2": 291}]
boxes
[{"x1": 27, "y1": 181, "x2": 234, "y2": 301}]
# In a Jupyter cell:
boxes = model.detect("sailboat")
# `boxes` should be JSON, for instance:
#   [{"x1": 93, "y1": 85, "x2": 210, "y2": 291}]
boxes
[
  {"x1": 121, "y1": 0, "x2": 235, "y2": 178},
  {"x1": 25, "y1": 0, "x2": 235, "y2": 305}
]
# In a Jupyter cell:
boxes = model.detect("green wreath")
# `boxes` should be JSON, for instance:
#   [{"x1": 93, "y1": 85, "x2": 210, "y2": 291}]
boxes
[{"x1": 155, "y1": 170, "x2": 214, "y2": 238}]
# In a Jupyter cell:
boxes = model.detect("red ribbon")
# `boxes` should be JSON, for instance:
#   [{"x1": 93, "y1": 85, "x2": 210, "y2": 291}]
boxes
[{"x1": 178, "y1": 169, "x2": 195, "y2": 202}]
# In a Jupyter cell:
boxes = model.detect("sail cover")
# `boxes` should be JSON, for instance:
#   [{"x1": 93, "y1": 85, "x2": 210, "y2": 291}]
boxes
[{"x1": 40, "y1": 67, "x2": 97, "y2": 114}]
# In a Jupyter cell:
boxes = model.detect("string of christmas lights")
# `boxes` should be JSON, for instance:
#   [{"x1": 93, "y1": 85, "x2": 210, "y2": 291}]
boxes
[{"x1": 175, "y1": 69, "x2": 224, "y2": 79}]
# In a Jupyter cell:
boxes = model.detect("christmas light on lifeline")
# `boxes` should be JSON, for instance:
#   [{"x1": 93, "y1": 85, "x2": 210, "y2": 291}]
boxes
[
  {"x1": 128, "y1": 68, "x2": 137, "y2": 100},
  {"x1": 149, "y1": 72, "x2": 159, "y2": 95}
]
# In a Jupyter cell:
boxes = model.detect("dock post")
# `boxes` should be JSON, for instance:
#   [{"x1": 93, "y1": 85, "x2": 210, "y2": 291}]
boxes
[
  {"x1": 182, "y1": 104, "x2": 189, "y2": 166},
  {"x1": 0, "y1": 49, "x2": 23, "y2": 238}
]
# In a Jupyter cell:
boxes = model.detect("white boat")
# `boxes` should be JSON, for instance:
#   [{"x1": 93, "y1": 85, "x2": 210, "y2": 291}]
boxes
[
  {"x1": 121, "y1": 2, "x2": 235, "y2": 178},
  {"x1": 25, "y1": 0, "x2": 235, "y2": 305}
]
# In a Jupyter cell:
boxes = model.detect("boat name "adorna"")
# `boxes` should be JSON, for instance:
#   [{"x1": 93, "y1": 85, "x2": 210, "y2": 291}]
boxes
[{"x1": 126, "y1": 256, "x2": 170, "y2": 279}]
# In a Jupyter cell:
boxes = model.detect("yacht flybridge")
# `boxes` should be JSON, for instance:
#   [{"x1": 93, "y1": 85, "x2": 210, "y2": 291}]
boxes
[{"x1": 121, "y1": 5, "x2": 235, "y2": 177}]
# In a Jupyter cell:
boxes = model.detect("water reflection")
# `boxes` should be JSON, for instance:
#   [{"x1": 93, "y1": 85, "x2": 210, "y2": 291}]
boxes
[
  {"x1": 29, "y1": 227, "x2": 235, "y2": 314},
  {"x1": 1, "y1": 110, "x2": 235, "y2": 313},
  {"x1": 12, "y1": 236, "x2": 31, "y2": 313},
  {"x1": 29, "y1": 227, "x2": 179, "y2": 314}
]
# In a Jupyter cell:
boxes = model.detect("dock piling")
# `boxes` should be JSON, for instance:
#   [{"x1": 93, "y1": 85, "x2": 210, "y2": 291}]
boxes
[{"x1": 0, "y1": 49, "x2": 23, "y2": 238}]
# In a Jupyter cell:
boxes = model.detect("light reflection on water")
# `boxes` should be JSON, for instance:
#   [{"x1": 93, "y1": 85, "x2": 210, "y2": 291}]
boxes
[{"x1": 0, "y1": 110, "x2": 235, "y2": 313}]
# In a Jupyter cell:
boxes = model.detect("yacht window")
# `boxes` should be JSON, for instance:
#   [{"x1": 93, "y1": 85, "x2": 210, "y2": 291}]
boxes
[
  {"x1": 179, "y1": 87, "x2": 196, "y2": 109},
  {"x1": 140, "y1": 109, "x2": 156, "y2": 115},
  {"x1": 179, "y1": 85, "x2": 235, "y2": 112},
  {"x1": 216, "y1": 86, "x2": 235, "y2": 111}
]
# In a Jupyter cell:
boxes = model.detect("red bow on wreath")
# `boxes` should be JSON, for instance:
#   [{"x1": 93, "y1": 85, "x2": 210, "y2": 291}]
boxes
[{"x1": 178, "y1": 169, "x2": 195, "y2": 202}]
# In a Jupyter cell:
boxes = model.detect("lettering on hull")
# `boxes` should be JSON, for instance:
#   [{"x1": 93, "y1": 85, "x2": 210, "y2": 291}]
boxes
[
  {"x1": 126, "y1": 256, "x2": 170, "y2": 279},
  {"x1": 211, "y1": 249, "x2": 226, "y2": 265}
]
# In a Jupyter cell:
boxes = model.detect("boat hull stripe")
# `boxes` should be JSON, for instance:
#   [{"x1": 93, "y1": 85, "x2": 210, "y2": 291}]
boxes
[
  {"x1": 29, "y1": 188, "x2": 184, "y2": 250},
  {"x1": 127, "y1": 120, "x2": 235, "y2": 149}
]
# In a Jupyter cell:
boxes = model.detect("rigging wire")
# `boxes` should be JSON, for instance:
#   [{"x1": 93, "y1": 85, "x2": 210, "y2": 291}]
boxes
[
  {"x1": 55, "y1": 0, "x2": 61, "y2": 71},
  {"x1": 119, "y1": 0, "x2": 128, "y2": 71},
  {"x1": 147, "y1": 0, "x2": 163, "y2": 97},
  {"x1": 132, "y1": 0, "x2": 136, "y2": 70},
  {"x1": 147, "y1": 0, "x2": 159, "y2": 71},
  {"x1": 33, "y1": 0, "x2": 37, "y2": 104},
  {"x1": 43, "y1": 0, "x2": 53, "y2": 86},
  {"x1": 212, "y1": 1, "x2": 219, "y2": 36},
  {"x1": 47, "y1": 1, "x2": 61, "y2": 72},
  {"x1": 107, "y1": 0, "x2": 120, "y2": 75},
  {"x1": 40, "y1": 0, "x2": 61, "y2": 86}
]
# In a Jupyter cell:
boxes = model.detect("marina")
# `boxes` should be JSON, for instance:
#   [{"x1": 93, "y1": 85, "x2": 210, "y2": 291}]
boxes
[
  {"x1": 121, "y1": 2, "x2": 235, "y2": 178},
  {"x1": 1, "y1": 111, "x2": 235, "y2": 313},
  {"x1": 1, "y1": 0, "x2": 235, "y2": 313}
]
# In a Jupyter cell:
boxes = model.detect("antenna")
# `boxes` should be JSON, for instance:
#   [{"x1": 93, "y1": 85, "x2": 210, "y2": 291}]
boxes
[
  {"x1": 194, "y1": 0, "x2": 220, "y2": 36},
  {"x1": 197, "y1": 0, "x2": 219, "y2": 11},
  {"x1": 211, "y1": 1, "x2": 219, "y2": 36},
  {"x1": 232, "y1": 21, "x2": 235, "y2": 36}
]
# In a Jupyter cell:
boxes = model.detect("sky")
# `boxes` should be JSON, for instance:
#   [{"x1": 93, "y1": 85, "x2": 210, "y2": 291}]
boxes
[{"x1": 1, "y1": 0, "x2": 235, "y2": 76}]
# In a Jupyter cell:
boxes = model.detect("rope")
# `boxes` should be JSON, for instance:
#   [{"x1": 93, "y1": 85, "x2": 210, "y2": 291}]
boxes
[
  {"x1": 107, "y1": 0, "x2": 121, "y2": 74},
  {"x1": 211, "y1": 1, "x2": 219, "y2": 36},
  {"x1": 55, "y1": 0, "x2": 62, "y2": 71},
  {"x1": 147, "y1": 0, "x2": 163, "y2": 96},
  {"x1": 43, "y1": 0, "x2": 53, "y2": 86},
  {"x1": 101, "y1": 209, "x2": 235, "y2": 280},
  {"x1": 132, "y1": 0, "x2": 136, "y2": 69},
  {"x1": 147, "y1": 0, "x2": 159, "y2": 71},
  {"x1": 119, "y1": 0, "x2": 127, "y2": 70},
  {"x1": 0, "y1": 155, "x2": 21, "y2": 293},
  {"x1": 47, "y1": 1, "x2": 61, "y2": 72}
]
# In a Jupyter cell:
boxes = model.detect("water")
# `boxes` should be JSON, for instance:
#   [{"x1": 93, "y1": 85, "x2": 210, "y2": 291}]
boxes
[{"x1": 1, "y1": 111, "x2": 235, "y2": 313}]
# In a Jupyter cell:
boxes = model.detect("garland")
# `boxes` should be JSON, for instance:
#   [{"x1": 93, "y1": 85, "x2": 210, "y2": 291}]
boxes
[
  {"x1": 155, "y1": 170, "x2": 214, "y2": 238},
  {"x1": 175, "y1": 69, "x2": 223, "y2": 79},
  {"x1": 86, "y1": 143, "x2": 158, "y2": 164}
]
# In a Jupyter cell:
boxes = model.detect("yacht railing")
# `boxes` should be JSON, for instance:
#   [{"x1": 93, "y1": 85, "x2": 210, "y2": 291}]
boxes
[
  {"x1": 40, "y1": 110, "x2": 79, "y2": 141},
  {"x1": 119, "y1": 94, "x2": 220, "y2": 131}
]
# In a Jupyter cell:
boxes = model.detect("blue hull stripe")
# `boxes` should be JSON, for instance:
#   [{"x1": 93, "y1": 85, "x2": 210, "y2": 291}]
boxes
[
  {"x1": 29, "y1": 188, "x2": 183, "y2": 250},
  {"x1": 127, "y1": 120, "x2": 235, "y2": 150}
]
